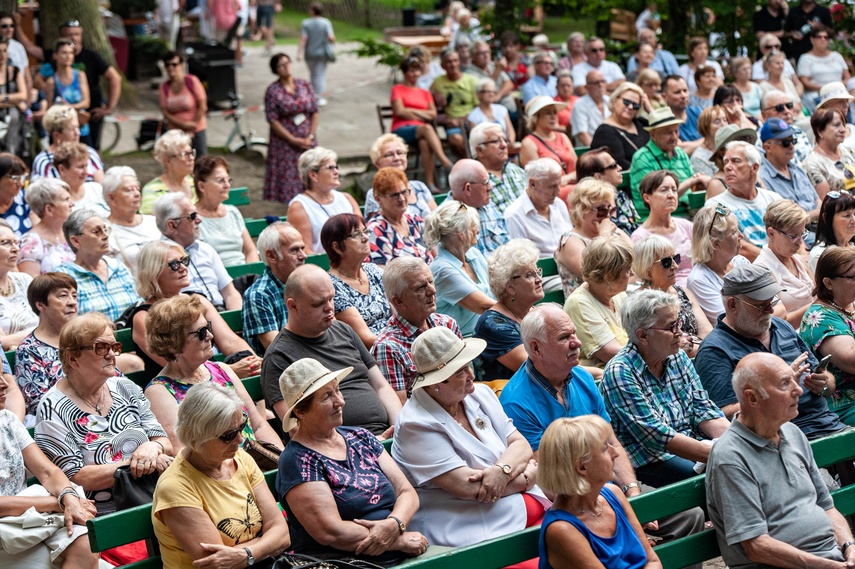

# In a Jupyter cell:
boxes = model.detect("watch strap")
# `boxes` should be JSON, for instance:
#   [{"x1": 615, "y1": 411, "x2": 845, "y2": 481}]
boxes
[
  {"x1": 388, "y1": 515, "x2": 405, "y2": 534},
  {"x1": 244, "y1": 546, "x2": 254, "y2": 566},
  {"x1": 621, "y1": 482, "x2": 640, "y2": 494}
]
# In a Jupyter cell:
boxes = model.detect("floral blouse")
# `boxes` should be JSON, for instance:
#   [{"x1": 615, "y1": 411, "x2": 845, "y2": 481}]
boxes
[
  {"x1": 367, "y1": 213, "x2": 433, "y2": 266},
  {"x1": 799, "y1": 303, "x2": 855, "y2": 401},
  {"x1": 19, "y1": 231, "x2": 75, "y2": 274},
  {"x1": 15, "y1": 332, "x2": 64, "y2": 419},
  {"x1": 330, "y1": 263, "x2": 391, "y2": 336}
]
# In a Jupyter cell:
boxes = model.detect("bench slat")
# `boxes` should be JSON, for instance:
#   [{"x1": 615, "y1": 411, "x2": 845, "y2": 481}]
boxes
[
  {"x1": 225, "y1": 187, "x2": 250, "y2": 207},
  {"x1": 397, "y1": 527, "x2": 540, "y2": 569},
  {"x1": 654, "y1": 528, "x2": 719, "y2": 569},
  {"x1": 629, "y1": 476, "x2": 706, "y2": 525}
]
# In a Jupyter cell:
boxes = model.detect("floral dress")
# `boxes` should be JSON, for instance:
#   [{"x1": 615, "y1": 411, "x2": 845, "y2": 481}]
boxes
[
  {"x1": 15, "y1": 333, "x2": 64, "y2": 419},
  {"x1": 330, "y1": 263, "x2": 391, "y2": 336},
  {"x1": 263, "y1": 78, "x2": 318, "y2": 203},
  {"x1": 674, "y1": 285, "x2": 699, "y2": 336},
  {"x1": 367, "y1": 212, "x2": 432, "y2": 266},
  {"x1": 799, "y1": 303, "x2": 855, "y2": 426},
  {"x1": 19, "y1": 231, "x2": 75, "y2": 274}
]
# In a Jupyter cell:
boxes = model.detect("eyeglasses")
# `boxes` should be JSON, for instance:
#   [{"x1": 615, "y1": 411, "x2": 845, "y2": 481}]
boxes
[
  {"x1": 164, "y1": 61, "x2": 181, "y2": 68},
  {"x1": 708, "y1": 204, "x2": 730, "y2": 237},
  {"x1": 171, "y1": 211, "x2": 199, "y2": 223},
  {"x1": 594, "y1": 205, "x2": 617, "y2": 218},
  {"x1": 482, "y1": 137, "x2": 509, "y2": 146},
  {"x1": 218, "y1": 413, "x2": 249, "y2": 443},
  {"x1": 535, "y1": 59, "x2": 553, "y2": 65},
  {"x1": 622, "y1": 99, "x2": 641, "y2": 110},
  {"x1": 0, "y1": 24, "x2": 13, "y2": 30},
  {"x1": 599, "y1": 161, "x2": 620, "y2": 172},
  {"x1": 188, "y1": 321, "x2": 213, "y2": 342},
  {"x1": 657, "y1": 254, "x2": 682, "y2": 269},
  {"x1": 346, "y1": 228, "x2": 370, "y2": 239},
  {"x1": 383, "y1": 188, "x2": 412, "y2": 200},
  {"x1": 469, "y1": 179, "x2": 493, "y2": 189},
  {"x1": 835, "y1": 162, "x2": 855, "y2": 180},
  {"x1": 165, "y1": 255, "x2": 191, "y2": 271},
  {"x1": 171, "y1": 149, "x2": 196, "y2": 159},
  {"x1": 773, "y1": 138, "x2": 795, "y2": 148},
  {"x1": 382, "y1": 150, "x2": 407, "y2": 160},
  {"x1": 82, "y1": 341, "x2": 123, "y2": 356},
  {"x1": 736, "y1": 296, "x2": 781, "y2": 312},
  {"x1": 764, "y1": 43, "x2": 782, "y2": 49},
  {"x1": 87, "y1": 226, "x2": 111, "y2": 238},
  {"x1": 62, "y1": 20, "x2": 81, "y2": 28},
  {"x1": 772, "y1": 227, "x2": 810, "y2": 242},
  {"x1": 589, "y1": 47, "x2": 606, "y2": 53},
  {"x1": 764, "y1": 101, "x2": 794, "y2": 113},
  {"x1": 208, "y1": 177, "x2": 233, "y2": 187},
  {"x1": 5, "y1": 173, "x2": 27, "y2": 182},
  {"x1": 512, "y1": 267, "x2": 543, "y2": 282},
  {"x1": 647, "y1": 320, "x2": 681, "y2": 335},
  {"x1": 0, "y1": 239, "x2": 16, "y2": 248},
  {"x1": 314, "y1": 164, "x2": 339, "y2": 172}
]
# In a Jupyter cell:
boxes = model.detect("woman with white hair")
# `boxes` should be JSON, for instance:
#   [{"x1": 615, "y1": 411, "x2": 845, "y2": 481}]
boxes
[
  {"x1": 287, "y1": 146, "x2": 361, "y2": 255},
  {"x1": 467, "y1": 78, "x2": 515, "y2": 144},
  {"x1": 424, "y1": 200, "x2": 495, "y2": 337},
  {"x1": 591, "y1": 82, "x2": 650, "y2": 170},
  {"x1": 19, "y1": 178, "x2": 75, "y2": 277},
  {"x1": 153, "y1": 382, "x2": 290, "y2": 568},
  {"x1": 140, "y1": 129, "x2": 195, "y2": 214},
  {"x1": 474, "y1": 239, "x2": 544, "y2": 381},
  {"x1": 363, "y1": 133, "x2": 437, "y2": 221},
  {"x1": 31, "y1": 104, "x2": 104, "y2": 184},
  {"x1": 104, "y1": 166, "x2": 159, "y2": 274}
]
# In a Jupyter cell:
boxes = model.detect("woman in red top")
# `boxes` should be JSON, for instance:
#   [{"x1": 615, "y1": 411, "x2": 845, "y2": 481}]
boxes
[
  {"x1": 520, "y1": 96, "x2": 576, "y2": 200},
  {"x1": 390, "y1": 56, "x2": 453, "y2": 192},
  {"x1": 159, "y1": 51, "x2": 208, "y2": 157}
]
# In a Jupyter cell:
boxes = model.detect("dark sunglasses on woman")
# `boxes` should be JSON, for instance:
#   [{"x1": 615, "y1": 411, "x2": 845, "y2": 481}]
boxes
[
  {"x1": 218, "y1": 413, "x2": 249, "y2": 443},
  {"x1": 188, "y1": 321, "x2": 213, "y2": 342},
  {"x1": 166, "y1": 256, "x2": 191, "y2": 271},
  {"x1": 658, "y1": 254, "x2": 681, "y2": 269}
]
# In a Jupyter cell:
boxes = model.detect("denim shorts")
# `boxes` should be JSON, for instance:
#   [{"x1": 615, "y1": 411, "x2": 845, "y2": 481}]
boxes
[
  {"x1": 392, "y1": 125, "x2": 419, "y2": 144},
  {"x1": 256, "y1": 5, "x2": 274, "y2": 28}
]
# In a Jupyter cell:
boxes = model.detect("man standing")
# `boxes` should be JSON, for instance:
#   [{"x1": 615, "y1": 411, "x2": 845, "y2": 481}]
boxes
[
  {"x1": 663, "y1": 75, "x2": 703, "y2": 155},
  {"x1": 706, "y1": 352, "x2": 855, "y2": 569},
  {"x1": 431, "y1": 49, "x2": 478, "y2": 158},
  {"x1": 447, "y1": 158, "x2": 508, "y2": 256},
  {"x1": 520, "y1": 51, "x2": 557, "y2": 105},
  {"x1": 784, "y1": 0, "x2": 832, "y2": 62},
  {"x1": 758, "y1": 118, "x2": 818, "y2": 218},
  {"x1": 571, "y1": 37, "x2": 626, "y2": 96},
  {"x1": 570, "y1": 70, "x2": 610, "y2": 146},
  {"x1": 470, "y1": 123, "x2": 527, "y2": 212},
  {"x1": 753, "y1": 0, "x2": 789, "y2": 43},
  {"x1": 760, "y1": 90, "x2": 812, "y2": 166}
]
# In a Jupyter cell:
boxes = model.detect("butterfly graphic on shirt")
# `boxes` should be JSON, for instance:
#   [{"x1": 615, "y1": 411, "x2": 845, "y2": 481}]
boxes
[{"x1": 217, "y1": 493, "x2": 262, "y2": 543}]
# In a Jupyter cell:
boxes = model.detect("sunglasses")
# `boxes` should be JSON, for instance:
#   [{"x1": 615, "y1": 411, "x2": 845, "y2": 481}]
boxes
[
  {"x1": 622, "y1": 99, "x2": 641, "y2": 110},
  {"x1": 774, "y1": 138, "x2": 795, "y2": 148},
  {"x1": 164, "y1": 61, "x2": 181, "y2": 68},
  {"x1": 166, "y1": 255, "x2": 191, "y2": 271},
  {"x1": 835, "y1": 162, "x2": 855, "y2": 180},
  {"x1": 708, "y1": 204, "x2": 730, "y2": 237},
  {"x1": 171, "y1": 211, "x2": 199, "y2": 223},
  {"x1": 657, "y1": 254, "x2": 682, "y2": 269},
  {"x1": 594, "y1": 205, "x2": 617, "y2": 218},
  {"x1": 188, "y1": 321, "x2": 213, "y2": 342},
  {"x1": 764, "y1": 102, "x2": 794, "y2": 113},
  {"x1": 0, "y1": 24, "x2": 13, "y2": 30},
  {"x1": 218, "y1": 413, "x2": 249, "y2": 443},
  {"x1": 82, "y1": 341, "x2": 123, "y2": 356},
  {"x1": 600, "y1": 161, "x2": 620, "y2": 172}
]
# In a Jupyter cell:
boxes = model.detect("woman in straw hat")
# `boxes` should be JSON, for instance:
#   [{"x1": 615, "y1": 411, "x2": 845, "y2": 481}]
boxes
[
  {"x1": 276, "y1": 358, "x2": 428, "y2": 565},
  {"x1": 519, "y1": 95, "x2": 575, "y2": 189},
  {"x1": 392, "y1": 327, "x2": 548, "y2": 564}
]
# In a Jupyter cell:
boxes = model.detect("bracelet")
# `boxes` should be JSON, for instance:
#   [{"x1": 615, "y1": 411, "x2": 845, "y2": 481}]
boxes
[
  {"x1": 57, "y1": 487, "x2": 77, "y2": 511},
  {"x1": 153, "y1": 440, "x2": 165, "y2": 453},
  {"x1": 842, "y1": 540, "x2": 855, "y2": 555},
  {"x1": 621, "y1": 482, "x2": 640, "y2": 494}
]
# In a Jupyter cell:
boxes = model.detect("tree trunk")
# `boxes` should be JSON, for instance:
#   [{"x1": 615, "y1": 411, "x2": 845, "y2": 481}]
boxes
[
  {"x1": 0, "y1": 0, "x2": 15, "y2": 14},
  {"x1": 35, "y1": 0, "x2": 117, "y2": 68}
]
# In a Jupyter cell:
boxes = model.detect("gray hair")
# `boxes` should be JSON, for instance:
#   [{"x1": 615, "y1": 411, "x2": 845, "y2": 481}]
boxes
[
  {"x1": 566, "y1": 31, "x2": 585, "y2": 43},
  {"x1": 297, "y1": 146, "x2": 337, "y2": 188},
  {"x1": 62, "y1": 209, "x2": 101, "y2": 253},
  {"x1": 556, "y1": 69, "x2": 573, "y2": 81},
  {"x1": 448, "y1": 159, "x2": 484, "y2": 196},
  {"x1": 620, "y1": 289, "x2": 680, "y2": 346},
  {"x1": 732, "y1": 361, "x2": 769, "y2": 404},
  {"x1": 102, "y1": 166, "x2": 138, "y2": 201},
  {"x1": 520, "y1": 303, "x2": 565, "y2": 355},
  {"x1": 25, "y1": 178, "x2": 70, "y2": 217},
  {"x1": 152, "y1": 129, "x2": 192, "y2": 167},
  {"x1": 153, "y1": 192, "x2": 190, "y2": 234},
  {"x1": 760, "y1": 89, "x2": 791, "y2": 109},
  {"x1": 533, "y1": 50, "x2": 552, "y2": 64},
  {"x1": 632, "y1": 235, "x2": 676, "y2": 282},
  {"x1": 176, "y1": 382, "x2": 245, "y2": 453},
  {"x1": 469, "y1": 122, "x2": 503, "y2": 157},
  {"x1": 476, "y1": 77, "x2": 496, "y2": 94},
  {"x1": 257, "y1": 221, "x2": 296, "y2": 266},
  {"x1": 383, "y1": 256, "x2": 430, "y2": 302},
  {"x1": 525, "y1": 158, "x2": 562, "y2": 180},
  {"x1": 725, "y1": 140, "x2": 762, "y2": 167},
  {"x1": 422, "y1": 199, "x2": 480, "y2": 249},
  {"x1": 455, "y1": 35, "x2": 472, "y2": 49},
  {"x1": 488, "y1": 238, "x2": 540, "y2": 299}
]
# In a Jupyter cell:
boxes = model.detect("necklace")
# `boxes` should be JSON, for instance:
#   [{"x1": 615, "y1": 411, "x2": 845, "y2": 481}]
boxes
[
  {"x1": 0, "y1": 277, "x2": 11, "y2": 297},
  {"x1": 571, "y1": 495, "x2": 604, "y2": 518},
  {"x1": 165, "y1": 364, "x2": 209, "y2": 384},
  {"x1": 67, "y1": 379, "x2": 105, "y2": 415},
  {"x1": 824, "y1": 299, "x2": 855, "y2": 318},
  {"x1": 334, "y1": 267, "x2": 364, "y2": 286}
]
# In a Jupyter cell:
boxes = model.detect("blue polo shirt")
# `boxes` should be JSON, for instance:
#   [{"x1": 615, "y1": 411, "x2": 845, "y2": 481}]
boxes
[
  {"x1": 520, "y1": 75, "x2": 558, "y2": 105},
  {"x1": 499, "y1": 360, "x2": 609, "y2": 450},
  {"x1": 694, "y1": 315, "x2": 846, "y2": 440},
  {"x1": 758, "y1": 158, "x2": 816, "y2": 213},
  {"x1": 680, "y1": 105, "x2": 702, "y2": 142}
]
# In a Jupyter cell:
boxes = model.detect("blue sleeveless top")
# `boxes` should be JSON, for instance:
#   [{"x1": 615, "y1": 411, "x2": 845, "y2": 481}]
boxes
[
  {"x1": 55, "y1": 69, "x2": 90, "y2": 136},
  {"x1": 538, "y1": 488, "x2": 647, "y2": 569}
]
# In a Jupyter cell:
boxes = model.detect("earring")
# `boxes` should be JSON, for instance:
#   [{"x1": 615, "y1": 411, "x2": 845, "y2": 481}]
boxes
[
  {"x1": 434, "y1": 386, "x2": 441, "y2": 392},
  {"x1": 511, "y1": 296, "x2": 515, "y2": 303}
]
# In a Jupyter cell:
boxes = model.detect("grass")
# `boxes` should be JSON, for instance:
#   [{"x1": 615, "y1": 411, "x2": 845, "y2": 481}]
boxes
[
  {"x1": 541, "y1": 16, "x2": 598, "y2": 43},
  {"x1": 246, "y1": 8, "x2": 383, "y2": 46}
]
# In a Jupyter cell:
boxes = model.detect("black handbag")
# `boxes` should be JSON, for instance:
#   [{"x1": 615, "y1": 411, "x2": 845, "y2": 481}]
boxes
[{"x1": 112, "y1": 465, "x2": 159, "y2": 510}]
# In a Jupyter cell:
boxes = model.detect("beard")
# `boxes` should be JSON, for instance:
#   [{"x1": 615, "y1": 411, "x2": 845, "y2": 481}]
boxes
[{"x1": 734, "y1": 306, "x2": 772, "y2": 337}]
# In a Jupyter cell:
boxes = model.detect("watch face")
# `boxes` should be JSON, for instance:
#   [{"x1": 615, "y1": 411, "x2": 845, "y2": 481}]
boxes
[{"x1": 501, "y1": 464, "x2": 512, "y2": 474}]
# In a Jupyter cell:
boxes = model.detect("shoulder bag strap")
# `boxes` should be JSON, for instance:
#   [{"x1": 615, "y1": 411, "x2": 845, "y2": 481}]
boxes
[{"x1": 529, "y1": 133, "x2": 568, "y2": 172}]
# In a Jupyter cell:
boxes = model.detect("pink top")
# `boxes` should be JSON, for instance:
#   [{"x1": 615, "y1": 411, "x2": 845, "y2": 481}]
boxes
[
  {"x1": 160, "y1": 75, "x2": 207, "y2": 133},
  {"x1": 207, "y1": 0, "x2": 237, "y2": 31},
  {"x1": 390, "y1": 84, "x2": 433, "y2": 131},
  {"x1": 631, "y1": 218, "x2": 694, "y2": 287},
  {"x1": 524, "y1": 131, "x2": 576, "y2": 175},
  {"x1": 555, "y1": 95, "x2": 577, "y2": 128}
]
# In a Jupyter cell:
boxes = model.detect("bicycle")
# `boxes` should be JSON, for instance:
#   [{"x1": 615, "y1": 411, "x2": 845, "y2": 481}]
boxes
[{"x1": 221, "y1": 93, "x2": 268, "y2": 153}]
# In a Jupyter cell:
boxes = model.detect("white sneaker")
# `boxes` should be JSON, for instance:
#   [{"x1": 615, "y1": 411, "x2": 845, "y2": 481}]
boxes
[{"x1": 318, "y1": 97, "x2": 328, "y2": 106}]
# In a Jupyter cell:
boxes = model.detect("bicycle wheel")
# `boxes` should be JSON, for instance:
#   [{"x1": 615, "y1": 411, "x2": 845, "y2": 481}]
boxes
[{"x1": 100, "y1": 119, "x2": 121, "y2": 154}]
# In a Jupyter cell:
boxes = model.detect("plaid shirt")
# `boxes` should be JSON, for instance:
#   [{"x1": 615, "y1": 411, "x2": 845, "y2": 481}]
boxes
[
  {"x1": 242, "y1": 267, "x2": 287, "y2": 355},
  {"x1": 476, "y1": 202, "x2": 509, "y2": 257},
  {"x1": 600, "y1": 342, "x2": 724, "y2": 469},
  {"x1": 489, "y1": 162, "x2": 528, "y2": 213},
  {"x1": 56, "y1": 257, "x2": 140, "y2": 321},
  {"x1": 371, "y1": 313, "x2": 461, "y2": 393}
]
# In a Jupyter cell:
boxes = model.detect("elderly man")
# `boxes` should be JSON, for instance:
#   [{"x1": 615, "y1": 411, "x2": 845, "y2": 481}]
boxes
[
  {"x1": 521, "y1": 50, "x2": 558, "y2": 105},
  {"x1": 626, "y1": 28, "x2": 679, "y2": 76},
  {"x1": 447, "y1": 158, "x2": 509, "y2": 256},
  {"x1": 470, "y1": 123, "x2": 527, "y2": 212},
  {"x1": 430, "y1": 49, "x2": 478, "y2": 158},
  {"x1": 694, "y1": 264, "x2": 847, "y2": 441},
  {"x1": 601, "y1": 290, "x2": 729, "y2": 487},
  {"x1": 761, "y1": 90, "x2": 812, "y2": 165},
  {"x1": 505, "y1": 159, "x2": 570, "y2": 258},
  {"x1": 372, "y1": 257, "x2": 462, "y2": 402},
  {"x1": 571, "y1": 37, "x2": 626, "y2": 96},
  {"x1": 468, "y1": 40, "x2": 517, "y2": 116},
  {"x1": 706, "y1": 353, "x2": 855, "y2": 569},
  {"x1": 570, "y1": 70, "x2": 611, "y2": 146},
  {"x1": 242, "y1": 222, "x2": 307, "y2": 355},
  {"x1": 758, "y1": 118, "x2": 819, "y2": 219},
  {"x1": 260, "y1": 264, "x2": 402, "y2": 436},
  {"x1": 630, "y1": 106, "x2": 709, "y2": 219},
  {"x1": 154, "y1": 192, "x2": 241, "y2": 311},
  {"x1": 706, "y1": 141, "x2": 783, "y2": 260},
  {"x1": 662, "y1": 75, "x2": 703, "y2": 155}
]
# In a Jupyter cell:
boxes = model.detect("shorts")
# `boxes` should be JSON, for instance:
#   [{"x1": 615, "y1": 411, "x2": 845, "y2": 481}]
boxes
[
  {"x1": 445, "y1": 127, "x2": 462, "y2": 137},
  {"x1": 257, "y1": 5, "x2": 274, "y2": 28},
  {"x1": 392, "y1": 125, "x2": 419, "y2": 144}
]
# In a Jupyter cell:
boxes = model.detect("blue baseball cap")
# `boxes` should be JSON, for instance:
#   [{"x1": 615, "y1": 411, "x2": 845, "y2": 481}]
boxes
[{"x1": 760, "y1": 118, "x2": 795, "y2": 142}]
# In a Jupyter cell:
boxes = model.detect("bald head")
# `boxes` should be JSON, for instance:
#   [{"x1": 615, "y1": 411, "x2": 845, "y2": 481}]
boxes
[
  {"x1": 732, "y1": 353, "x2": 801, "y2": 426},
  {"x1": 448, "y1": 159, "x2": 491, "y2": 208},
  {"x1": 284, "y1": 264, "x2": 330, "y2": 305}
]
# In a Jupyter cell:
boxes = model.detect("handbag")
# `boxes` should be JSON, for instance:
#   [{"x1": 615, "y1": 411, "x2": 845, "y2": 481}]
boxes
[
  {"x1": 243, "y1": 438, "x2": 282, "y2": 472},
  {"x1": 76, "y1": 109, "x2": 91, "y2": 126},
  {"x1": 325, "y1": 41, "x2": 337, "y2": 63},
  {"x1": 0, "y1": 485, "x2": 67, "y2": 555},
  {"x1": 113, "y1": 465, "x2": 159, "y2": 511},
  {"x1": 263, "y1": 552, "x2": 386, "y2": 569},
  {"x1": 114, "y1": 299, "x2": 145, "y2": 330}
]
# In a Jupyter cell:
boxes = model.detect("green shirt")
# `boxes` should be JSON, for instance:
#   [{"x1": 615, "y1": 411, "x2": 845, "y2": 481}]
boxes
[
  {"x1": 629, "y1": 140, "x2": 693, "y2": 219},
  {"x1": 430, "y1": 74, "x2": 478, "y2": 119}
]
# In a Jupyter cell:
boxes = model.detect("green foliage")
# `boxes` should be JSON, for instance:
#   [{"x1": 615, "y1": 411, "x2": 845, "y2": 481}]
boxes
[
  {"x1": 130, "y1": 35, "x2": 168, "y2": 60},
  {"x1": 350, "y1": 37, "x2": 405, "y2": 70}
]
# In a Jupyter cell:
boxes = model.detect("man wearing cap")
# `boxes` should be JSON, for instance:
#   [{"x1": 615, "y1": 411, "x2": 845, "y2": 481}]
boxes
[
  {"x1": 372, "y1": 257, "x2": 462, "y2": 403},
  {"x1": 260, "y1": 264, "x2": 402, "y2": 437},
  {"x1": 570, "y1": 70, "x2": 611, "y2": 146},
  {"x1": 521, "y1": 51, "x2": 558, "y2": 105},
  {"x1": 629, "y1": 106, "x2": 710, "y2": 220},
  {"x1": 759, "y1": 118, "x2": 819, "y2": 221},
  {"x1": 694, "y1": 264, "x2": 847, "y2": 441},
  {"x1": 430, "y1": 49, "x2": 478, "y2": 159},
  {"x1": 571, "y1": 37, "x2": 626, "y2": 96},
  {"x1": 662, "y1": 75, "x2": 704, "y2": 156},
  {"x1": 760, "y1": 90, "x2": 812, "y2": 165},
  {"x1": 447, "y1": 157, "x2": 509, "y2": 256},
  {"x1": 470, "y1": 123, "x2": 527, "y2": 212}
]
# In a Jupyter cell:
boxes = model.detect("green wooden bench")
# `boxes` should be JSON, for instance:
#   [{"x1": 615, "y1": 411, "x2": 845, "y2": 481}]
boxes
[
  {"x1": 535, "y1": 257, "x2": 564, "y2": 306},
  {"x1": 573, "y1": 146, "x2": 590, "y2": 157},
  {"x1": 226, "y1": 253, "x2": 330, "y2": 280},
  {"x1": 245, "y1": 216, "x2": 289, "y2": 238},
  {"x1": 225, "y1": 187, "x2": 250, "y2": 207}
]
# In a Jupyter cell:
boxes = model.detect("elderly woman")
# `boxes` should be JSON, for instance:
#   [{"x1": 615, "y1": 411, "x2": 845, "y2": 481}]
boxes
[
  {"x1": 194, "y1": 155, "x2": 259, "y2": 267},
  {"x1": 104, "y1": 166, "x2": 159, "y2": 274},
  {"x1": 691, "y1": 105, "x2": 728, "y2": 177},
  {"x1": 322, "y1": 213, "x2": 391, "y2": 349},
  {"x1": 633, "y1": 235, "x2": 711, "y2": 358},
  {"x1": 35, "y1": 312, "x2": 173, "y2": 516},
  {"x1": 754, "y1": 200, "x2": 814, "y2": 327},
  {"x1": 564, "y1": 235, "x2": 633, "y2": 368},
  {"x1": 0, "y1": 371, "x2": 100, "y2": 569},
  {"x1": 31, "y1": 104, "x2": 104, "y2": 184},
  {"x1": 676, "y1": 36, "x2": 723, "y2": 95},
  {"x1": 797, "y1": 25, "x2": 850, "y2": 112},
  {"x1": 277, "y1": 358, "x2": 427, "y2": 564},
  {"x1": 140, "y1": 129, "x2": 195, "y2": 214},
  {"x1": 0, "y1": 152, "x2": 33, "y2": 237},
  {"x1": 520, "y1": 96, "x2": 575, "y2": 189},
  {"x1": 556, "y1": 179, "x2": 633, "y2": 298},
  {"x1": 364, "y1": 134, "x2": 437, "y2": 221},
  {"x1": 153, "y1": 382, "x2": 290, "y2": 568},
  {"x1": 804, "y1": 109, "x2": 855, "y2": 202},
  {"x1": 467, "y1": 78, "x2": 515, "y2": 143},
  {"x1": 0, "y1": 219, "x2": 38, "y2": 349},
  {"x1": 144, "y1": 295, "x2": 281, "y2": 454},
  {"x1": 601, "y1": 290, "x2": 728, "y2": 487},
  {"x1": 474, "y1": 239, "x2": 544, "y2": 382},
  {"x1": 19, "y1": 178, "x2": 75, "y2": 276},
  {"x1": 730, "y1": 57, "x2": 764, "y2": 118},
  {"x1": 759, "y1": 51, "x2": 803, "y2": 112},
  {"x1": 688, "y1": 65, "x2": 717, "y2": 109},
  {"x1": 636, "y1": 69, "x2": 666, "y2": 111},
  {"x1": 52, "y1": 141, "x2": 109, "y2": 216},
  {"x1": 538, "y1": 416, "x2": 662, "y2": 569},
  {"x1": 631, "y1": 171, "x2": 694, "y2": 286},
  {"x1": 56, "y1": 209, "x2": 140, "y2": 321},
  {"x1": 591, "y1": 82, "x2": 650, "y2": 170},
  {"x1": 809, "y1": 190, "x2": 855, "y2": 272},
  {"x1": 367, "y1": 167, "x2": 432, "y2": 267},
  {"x1": 553, "y1": 70, "x2": 578, "y2": 134},
  {"x1": 131, "y1": 241, "x2": 260, "y2": 380},
  {"x1": 393, "y1": 327, "x2": 546, "y2": 555},
  {"x1": 800, "y1": 246, "x2": 855, "y2": 426},
  {"x1": 288, "y1": 146, "x2": 361, "y2": 255},
  {"x1": 687, "y1": 204, "x2": 750, "y2": 325},
  {"x1": 424, "y1": 199, "x2": 495, "y2": 337}
]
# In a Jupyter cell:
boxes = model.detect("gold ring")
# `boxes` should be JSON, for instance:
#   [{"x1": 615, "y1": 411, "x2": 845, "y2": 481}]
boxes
[{"x1": 491, "y1": 496, "x2": 497, "y2": 502}]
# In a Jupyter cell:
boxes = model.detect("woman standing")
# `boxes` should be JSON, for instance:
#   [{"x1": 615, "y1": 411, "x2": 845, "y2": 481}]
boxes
[
  {"x1": 804, "y1": 108, "x2": 855, "y2": 201},
  {"x1": 797, "y1": 25, "x2": 850, "y2": 112},
  {"x1": 46, "y1": 39, "x2": 90, "y2": 142},
  {"x1": 759, "y1": 51, "x2": 803, "y2": 112},
  {"x1": 159, "y1": 51, "x2": 207, "y2": 158},
  {"x1": 0, "y1": 38, "x2": 26, "y2": 155},
  {"x1": 104, "y1": 167, "x2": 159, "y2": 275},
  {"x1": 264, "y1": 53, "x2": 318, "y2": 204},
  {"x1": 676, "y1": 37, "x2": 723, "y2": 95},
  {"x1": 19, "y1": 179, "x2": 75, "y2": 277},
  {"x1": 591, "y1": 82, "x2": 650, "y2": 170},
  {"x1": 691, "y1": 106, "x2": 728, "y2": 177},
  {"x1": 298, "y1": 2, "x2": 335, "y2": 106},
  {"x1": 809, "y1": 190, "x2": 855, "y2": 272},
  {"x1": 364, "y1": 134, "x2": 437, "y2": 221},
  {"x1": 730, "y1": 57, "x2": 764, "y2": 118},
  {"x1": 140, "y1": 130, "x2": 196, "y2": 214},
  {"x1": 0, "y1": 219, "x2": 38, "y2": 349},
  {"x1": 367, "y1": 167, "x2": 432, "y2": 267}
]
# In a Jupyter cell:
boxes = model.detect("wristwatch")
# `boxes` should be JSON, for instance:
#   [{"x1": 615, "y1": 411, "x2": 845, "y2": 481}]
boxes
[
  {"x1": 244, "y1": 547, "x2": 255, "y2": 566},
  {"x1": 388, "y1": 515, "x2": 406, "y2": 534},
  {"x1": 495, "y1": 462, "x2": 512, "y2": 477},
  {"x1": 621, "y1": 482, "x2": 640, "y2": 494},
  {"x1": 842, "y1": 540, "x2": 855, "y2": 555}
]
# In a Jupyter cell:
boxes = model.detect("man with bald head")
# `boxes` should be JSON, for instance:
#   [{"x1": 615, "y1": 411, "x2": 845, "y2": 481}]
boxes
[
  {"x1": 448, "y1": 158, "x2": 508, "y2": 255},
  {"x1": 260, "y1": 264, "x2": 402, "y2": 436},
  {"x1": 570, "y1": 70, "x2": 611, "y2": 146},
  {"x1": 706, "y1": 353, "x2": 855, "y2": 569}
]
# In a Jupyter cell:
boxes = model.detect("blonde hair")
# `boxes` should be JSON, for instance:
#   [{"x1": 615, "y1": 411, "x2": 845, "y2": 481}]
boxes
[
  {"x1": 763, "y1": 199, "x2": 809, "y2": 231},
  {"x1": 581, "y1": 235, "x2": 633, "y2": 284},
  {"x1": 691, "y1": 205, "x2": 734, "y2": 264},
  {"x1": 152, "y1": 129, "x2": 192, "y2": 167},
  {"x1": 369, "y1": 133, "x2": 407, "y2": 166},
  {"x1": 136, "y1": 241, "x2": 187, "y2": 300},
  {"x1": 567, "y1": 178, "x2": 615, "y2": 227},
  {"x1": 422, "y1": 199, "x2": 479, "y2": 249},
  {"x1": 538, "y1": 415, "x2": 612, "y2": 496},
  {"x1": 607, "y1": 82, "x2": 643, "y2": 114},
  {"x1": 632, "y1": 234, "x2": 676, "y2": 282}
]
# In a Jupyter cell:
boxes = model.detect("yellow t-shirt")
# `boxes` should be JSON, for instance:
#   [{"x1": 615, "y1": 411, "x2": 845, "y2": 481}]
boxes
[
  {"x1": 152, "y1": 448, "x2": 265, "y2": 569},
  {"x1": 564, "y1": 286, "x2": 629, "y2": 367}
]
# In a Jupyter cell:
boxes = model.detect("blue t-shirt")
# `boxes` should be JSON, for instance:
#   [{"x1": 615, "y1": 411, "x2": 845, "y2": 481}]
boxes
[
  {"x1": 500, "y1": 360, "x2": 609, "y2": 450},
  {"x1": 679, "y1": 105, "x2": 702, "y2": 142},
  {"x1": 539, "y1": 488, "x2": 647, "y2": 569},
  {"x1": 473, "y1": 310, "x2": 521, "y2": 382}
]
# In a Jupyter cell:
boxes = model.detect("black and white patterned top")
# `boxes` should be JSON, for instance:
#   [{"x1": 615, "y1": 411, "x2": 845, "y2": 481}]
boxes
[{"x1": 330, "y1": 263, "x2": 391, "y2": 336}]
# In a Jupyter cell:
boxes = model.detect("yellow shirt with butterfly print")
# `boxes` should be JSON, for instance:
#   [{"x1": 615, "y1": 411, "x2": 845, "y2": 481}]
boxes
[{"x1": 152, "y1": 448, "x2": 265, "y2": 568}]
